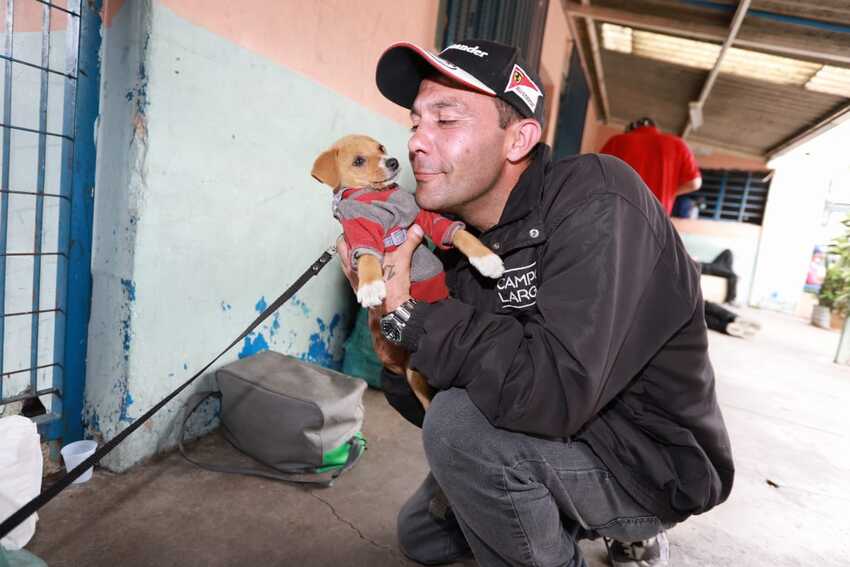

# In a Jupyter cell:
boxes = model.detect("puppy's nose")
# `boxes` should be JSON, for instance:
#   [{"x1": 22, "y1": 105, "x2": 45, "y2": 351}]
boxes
[{"x1": 386, "y1": 158, "x2": 399, "y2": 171}]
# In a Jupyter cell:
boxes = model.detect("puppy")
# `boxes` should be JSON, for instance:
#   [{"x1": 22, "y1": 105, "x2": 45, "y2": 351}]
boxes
[{"x1": 312, "y1": 134, "x2": 504, "y2": 409}]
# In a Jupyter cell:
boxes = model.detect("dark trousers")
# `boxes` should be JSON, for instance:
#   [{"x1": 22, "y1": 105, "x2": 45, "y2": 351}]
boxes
[
  {"x1": 704, "y1": 300, "x2": 737, "y2": 333},
  {"x1": 700, "y1": 249, "x2": 738, "y2": 303},
  {"x1": 397, "y1": 388, "x2": 665, "y2": 566}
]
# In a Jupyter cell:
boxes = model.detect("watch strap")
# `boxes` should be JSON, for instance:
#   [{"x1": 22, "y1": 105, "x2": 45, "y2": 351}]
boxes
[{"x1": 398, "y1": 300, "x2": 432, "y2": 353}]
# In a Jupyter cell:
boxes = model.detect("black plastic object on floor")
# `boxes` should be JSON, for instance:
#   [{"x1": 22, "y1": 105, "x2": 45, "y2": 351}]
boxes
[{"x1": 19, "y1": 398, "x2": 46, "y2": 419}]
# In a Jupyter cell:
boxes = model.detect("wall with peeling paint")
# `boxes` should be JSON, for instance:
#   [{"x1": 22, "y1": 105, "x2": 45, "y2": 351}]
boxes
[{"x1": 85, "y1": 0, "x2": 420, "y2": 470}]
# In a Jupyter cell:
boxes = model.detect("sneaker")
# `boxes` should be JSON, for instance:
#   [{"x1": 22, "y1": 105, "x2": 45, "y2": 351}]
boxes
[
  {"x1": 726, "y1": 318, "x2": 760, "y2": 338},
  {"x1": 605, "y1": 531, "x2": 670, "y2": 566},
  {"x1": 737, "y1": 318, "x2": 762, "y2": 332}
]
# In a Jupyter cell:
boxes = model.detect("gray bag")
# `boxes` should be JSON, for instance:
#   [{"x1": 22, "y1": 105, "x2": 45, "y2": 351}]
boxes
[{"x1": 180, "y1": 351, "x2": 366, "y2": 486}]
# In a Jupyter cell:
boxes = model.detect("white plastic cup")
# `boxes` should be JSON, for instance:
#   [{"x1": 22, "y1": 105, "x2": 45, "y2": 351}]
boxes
[{"x1": 60, "y1": 440, "x2": 98, "y2": 484}]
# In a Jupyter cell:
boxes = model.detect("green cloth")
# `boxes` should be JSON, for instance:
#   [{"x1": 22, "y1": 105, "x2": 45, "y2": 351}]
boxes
[
  {"x1": 341, "y1": 308, "x2": 383, "y2": 389},
  {"x1": 317, "y1": 431, "x2": 366, "y2": 473},
  {"x1": 0, "y1": 548, "x2": 47, "y2": 567}
]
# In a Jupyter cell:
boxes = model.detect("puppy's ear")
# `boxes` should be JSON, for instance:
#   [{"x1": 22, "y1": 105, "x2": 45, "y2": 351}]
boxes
[{"x1": 311, "y1": 148, "x2": 340, "y2": 187}]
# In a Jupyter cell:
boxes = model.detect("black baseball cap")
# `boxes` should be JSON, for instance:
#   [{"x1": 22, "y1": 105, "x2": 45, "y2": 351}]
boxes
[{"x1": 376, "y1": 39, "x2": 546, "y2": 125}]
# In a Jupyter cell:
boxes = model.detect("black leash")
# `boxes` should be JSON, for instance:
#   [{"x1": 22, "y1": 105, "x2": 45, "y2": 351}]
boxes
[{"x1": 0, "y1": 245, "x2": 337, "y2": 540}]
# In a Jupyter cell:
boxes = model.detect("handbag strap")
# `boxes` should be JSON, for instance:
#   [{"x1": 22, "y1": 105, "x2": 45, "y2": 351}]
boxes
[{"x1": 0, "y1": 245, "x2": 338, "y2": 539}]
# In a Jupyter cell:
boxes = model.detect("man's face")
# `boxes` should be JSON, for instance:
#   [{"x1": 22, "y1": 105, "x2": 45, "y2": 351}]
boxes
[{"x1": 408, "y1": 78, "x2": 509, "y2": 215}]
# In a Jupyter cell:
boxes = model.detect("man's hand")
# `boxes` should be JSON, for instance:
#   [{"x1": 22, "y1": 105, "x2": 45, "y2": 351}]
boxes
[
  {"x1": 336, "y1": 225, "x2": 425, "y2": 374},
  {"x1": 381, "y1": 224, "x2": 423, "y2": 312}
]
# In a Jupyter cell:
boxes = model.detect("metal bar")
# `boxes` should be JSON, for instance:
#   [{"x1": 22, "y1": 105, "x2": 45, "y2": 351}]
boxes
[
  {"x1": 682, "y1": 0, "x2": 752, "y2": 138},
  {"x1": 0, "y1": 189, "x2": 68, "y2": 200},
  {"x1": 4, "y1": 308, "x2": 62, "y2": 318},
  {"x1": 565, "y1": 13, "x2": 604, "y2": 123},
  {"x1": 738, "y1": 172, "x2": 752, "y2": 222},
  {"x1": 0, "y1": 387, "x2": 61, "y2": 406},
  {"x1": 0, "y1": 123, "x2": 72, "y2": 140},
  {"x1": 472, "y1": 0, "x2": 484, "y2": 38},
  {"x1": 51, "y1": 0, "x2": 83, "y2": 439},
  {"x1": 33, "y1": 0, "x2": 79, "y2": 18},
  {"x1": 715, "y1": 171, "x2": 728, "y2": 220},
  {"x1": 529, "y1": 0, "x2": 550, "y2": 72},
  {"x1": 481, "y1": 0, "x2": 495, "y2": 39},
  {"x1": 2, "y1": 362, "x2": 60, "y2": 378},
  {"x1": 580, "y1": 1, "x2": 611, "y2": 122},
  {"x1": 512, "y1": 0, "x2": 527, "y2": 49},
  {"x1": 457, "y1": 0, "x2": 468, "y2": 41},
  {"x1": 0, "y1": 0, "x2": 14, "y2": 402},
  {"x1": 30, "y1": 0, "x2": 51, "y2": 397},
  {"x1": 444, "y1": 0, "x2": 458, "y2": 46},
  {"x1": 679, "y1": 0, "x2": 850, "y2": 35},
  {"x1": 495, "y1": 0, "x2": 509, "y2": 43},
  {"x1": 60, "y1": 0, "x2": 100, "y2": 442},
  {"x1": 0, "y1": 54, "x2": 76, "y2": 80},
  {"x1": 2, "y1": 252, "x2": 66, "y2": 257}
]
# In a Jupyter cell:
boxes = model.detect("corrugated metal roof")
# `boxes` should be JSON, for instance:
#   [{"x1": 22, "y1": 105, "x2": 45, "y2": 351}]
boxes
[
  {"x1": 601, "y1": 23, "x2": 827, "y2": 87},
  {"x1": 566, "y1": 0, "x2": 850, "y2": 157}
]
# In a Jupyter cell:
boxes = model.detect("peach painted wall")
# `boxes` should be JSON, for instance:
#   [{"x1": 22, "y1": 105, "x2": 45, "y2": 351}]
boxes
[
  {"x1": 538, "y1": 0, "x2": 571, "y2": 147},
  {"x1": 102, "y1": 0, "x2": 126, "y2": 27},
  {"x1": 580, "y1": 104, "x2": 619, "y2": 154},
  {"x1": 151, "y1": 0, "x2": 440, "y2": 125},
  {"x1": 0, "y1": 0, "x2": 69, "y2": 31}
]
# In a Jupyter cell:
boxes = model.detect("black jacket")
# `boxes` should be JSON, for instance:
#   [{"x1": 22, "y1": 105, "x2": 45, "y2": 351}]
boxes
[{"x1": 386, "y1": 145, "x2": 734, "y2": 523}]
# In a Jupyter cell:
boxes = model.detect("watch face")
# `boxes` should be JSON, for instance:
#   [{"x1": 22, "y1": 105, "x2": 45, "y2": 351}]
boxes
[{"x1": 381, "y1": 317, "x2": 403, "y2": 345}]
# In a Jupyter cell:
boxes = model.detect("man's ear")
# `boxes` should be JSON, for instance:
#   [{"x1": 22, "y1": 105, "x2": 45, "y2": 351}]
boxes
[
  {"x1": 311, "y1": 148, "x2": 340, "y2": 187},
  {"x1": 506, "y1": 119, "x2": 543, "y2": 163}
]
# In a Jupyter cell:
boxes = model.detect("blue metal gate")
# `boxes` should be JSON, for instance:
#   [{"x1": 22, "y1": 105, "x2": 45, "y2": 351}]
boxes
[{"x1": 0, "y1": 0, "x2": 99, "y2": 443}]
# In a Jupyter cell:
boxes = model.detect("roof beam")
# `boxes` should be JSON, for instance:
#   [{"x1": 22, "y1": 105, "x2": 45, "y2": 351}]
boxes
[
  {"x1": 579, "y1": 0, "x2": 611, "y2": 122},
  {"x1": 767, "y1": 101, "x2": 850, "y2": 159},
  {"x1": 562, "y1": 1, "x2": 850, "y2": 66},
  {"x1": 682, "y1": 0, "x2": 752, "y2": 139},
  {"x1": 564, "y1": 7, "x2": 605, "y2": 121}
]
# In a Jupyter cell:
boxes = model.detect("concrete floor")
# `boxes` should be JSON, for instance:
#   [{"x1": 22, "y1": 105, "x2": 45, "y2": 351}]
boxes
[{"x1": 24, "y1": 307, "x2": 850, "y2": 566}]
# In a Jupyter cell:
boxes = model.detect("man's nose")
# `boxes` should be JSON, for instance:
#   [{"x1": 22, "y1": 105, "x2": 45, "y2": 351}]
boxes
[
  {"x1": 409, "y1": 125, "x2": 430, "y2": 155},
  {"x1": 386, "y1": 158, "x2": 399, "y2": 171}
]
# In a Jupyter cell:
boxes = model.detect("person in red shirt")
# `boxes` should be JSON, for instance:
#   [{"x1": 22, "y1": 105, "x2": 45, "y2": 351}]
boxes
[
  {"x1": 600, "y1": 117, "x2": 702, "y2": 214},
  {"x1": 601, "y1": 117, "x2": 760, "y2": 339}
]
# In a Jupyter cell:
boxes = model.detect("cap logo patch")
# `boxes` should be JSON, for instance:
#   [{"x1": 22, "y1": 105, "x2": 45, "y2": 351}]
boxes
[
  {"x1": 443, "y1": 43, "x2": 489, "y2": 58},
  {"x1": 504, "y1": 64, "x2": 543, "y2": 113}
]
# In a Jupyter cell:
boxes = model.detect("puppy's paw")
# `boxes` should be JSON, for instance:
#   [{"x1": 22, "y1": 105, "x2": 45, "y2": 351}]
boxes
[
  {"x1": 470, "y1": 253, "x2": 505, "y2": 279},
  {"x1": 357, "y1": 280, "x2": 387, "y2": 308}
]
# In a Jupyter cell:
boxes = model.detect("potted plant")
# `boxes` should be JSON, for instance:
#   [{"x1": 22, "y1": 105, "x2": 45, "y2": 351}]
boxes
[
  {"x1": 814, "y1": 266, "x2": 847, "y2": 328},
  {"x1": 814, "y1": 217, "x2": 850, "y2": 329}
]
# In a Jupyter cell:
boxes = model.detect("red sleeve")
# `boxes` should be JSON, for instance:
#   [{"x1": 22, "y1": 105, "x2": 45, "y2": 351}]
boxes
[
  {"x1": 414, "y1": 210, "x2": 465, "y2": 250},
  {"x1": 341, "y1": 216, "x2": 385, "y2": 265},
  {"x1": 677, "y1": 139, "x2": 700, "y2": 185}
]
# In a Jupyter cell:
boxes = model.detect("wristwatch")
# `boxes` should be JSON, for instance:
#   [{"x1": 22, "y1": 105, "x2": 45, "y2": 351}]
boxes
[{"x1": 380, "y1": 299, "x2": 418, "y2": 346}]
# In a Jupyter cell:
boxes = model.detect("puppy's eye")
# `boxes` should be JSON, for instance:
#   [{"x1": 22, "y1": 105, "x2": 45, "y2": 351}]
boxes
[
  {"x1": 353, "y1": 156, "x2": 365, "y2": 167},
  {"x1": 378, "y1": 145, "x2": 386, "y2": 153}
]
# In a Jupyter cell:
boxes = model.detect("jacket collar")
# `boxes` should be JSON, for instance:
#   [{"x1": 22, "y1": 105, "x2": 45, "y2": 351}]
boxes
[
  {"x1": 476, "y1": 144, "x2": 551, "y2": 256},
  {"x1": 495, "y1": 143, "x2": 550, "y2": 226}
]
